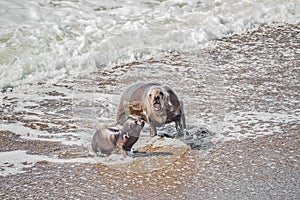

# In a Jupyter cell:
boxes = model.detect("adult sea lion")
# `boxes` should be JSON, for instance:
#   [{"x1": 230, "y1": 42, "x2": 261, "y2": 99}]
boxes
[{"x1": 116, "y1": 82, "x2": 186, "y2": 137}]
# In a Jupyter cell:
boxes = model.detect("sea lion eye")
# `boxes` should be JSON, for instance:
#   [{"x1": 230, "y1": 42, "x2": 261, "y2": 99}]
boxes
[{"x1": 160, "y1": 91, "x2": 163, "y2": 96}]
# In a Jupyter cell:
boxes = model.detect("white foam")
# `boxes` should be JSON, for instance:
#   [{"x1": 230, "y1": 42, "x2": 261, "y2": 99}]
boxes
[
  {"x1": 0, "y1": 133, "x2": 187, "y2": 176},
  {"x1": 0, "y1": 122, "x2": 82, "y2": 146},
  {"x1": 0, "y1": 150, "x2": 46, "y2": 176},
  {"x1": 0, "y1": 115, "x2": 181, "y2": 176},
  {"x1": 0, "y1": 0, "x2": 299, "y2": 88},
  {"x1": 0, "y1": 150, "x2": 132, "y2": 176},
  {"x1": 222, "y1": 111, "x2": 300, "y2": 140}
]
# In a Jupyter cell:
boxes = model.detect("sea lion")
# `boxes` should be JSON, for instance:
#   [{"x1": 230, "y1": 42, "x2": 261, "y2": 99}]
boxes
[
  {"x1": 116, "y1": 82, "x2": 186, "y2": 137},
  {"x1": 92, "y1": 117, "x2": 144, "y2": 157},
  {"x1": 123, "y1": 115, "x2": 145, "y2": 152}
]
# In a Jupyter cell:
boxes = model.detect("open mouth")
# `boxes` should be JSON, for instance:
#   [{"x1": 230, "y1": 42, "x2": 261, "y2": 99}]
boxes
[{"x1": 153, "y1": 102, "x2": 162, "y2": 111}]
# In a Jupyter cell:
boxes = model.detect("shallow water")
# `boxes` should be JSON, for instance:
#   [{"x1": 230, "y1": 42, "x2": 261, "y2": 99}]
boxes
[
  {"x1": 0, "y1": 0, "x2": 299, "y2": 88},
  {"x1": 1, "y1": 23, "x2": 299, "y2": 177},
  {"x1": 0, "y1": 8, "x2": 299, "y2": 198},
  {"x1": 0, "y1": 1, "x2": 299, "y2": 192}
]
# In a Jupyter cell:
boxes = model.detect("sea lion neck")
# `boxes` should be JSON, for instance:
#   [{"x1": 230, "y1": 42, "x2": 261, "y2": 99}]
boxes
[{"x1": 111, "y1": 134, "x2": 117, "y2": 145}]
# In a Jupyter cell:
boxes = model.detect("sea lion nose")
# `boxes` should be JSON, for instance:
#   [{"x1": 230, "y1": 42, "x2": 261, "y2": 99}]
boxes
[{"x1": 154, "y1": 95, "x2": 160, "y2": 100}]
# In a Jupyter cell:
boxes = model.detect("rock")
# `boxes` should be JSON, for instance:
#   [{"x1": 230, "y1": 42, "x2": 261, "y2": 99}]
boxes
[{"x1": 109, "y1": 135, "x2": 190, "y2": 174}]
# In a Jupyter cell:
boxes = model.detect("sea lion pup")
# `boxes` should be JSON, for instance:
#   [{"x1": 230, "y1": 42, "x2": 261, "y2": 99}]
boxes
[
  {"x1": 91, "y1": 128, "x2": 128, "y2": 157},
  {"x1": 116, "y1": 82, "x2": 186, "y2": 137},
  {"x1": 123, "y1": 116, "x2": 145, "y2": 152},
  {"x1": 92, "y1": 117, "x2": 144, "y2": 157}
]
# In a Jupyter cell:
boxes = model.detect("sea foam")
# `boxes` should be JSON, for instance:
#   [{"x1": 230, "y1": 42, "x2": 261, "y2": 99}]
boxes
[{"x1": 0, "y1": 0, "x2": 299, "y2": 88}]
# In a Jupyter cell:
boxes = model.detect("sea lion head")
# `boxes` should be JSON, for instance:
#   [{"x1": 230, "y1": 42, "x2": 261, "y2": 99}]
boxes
[
  {"x1": 146, "y1": 86, "x2": 170, "y2": 113},
  {"x1": 115, "y1": 130, "x2": 129, "y2": 148},
  {"x1": 122, "y1": 116, "x2": 145, "y2": 136}
]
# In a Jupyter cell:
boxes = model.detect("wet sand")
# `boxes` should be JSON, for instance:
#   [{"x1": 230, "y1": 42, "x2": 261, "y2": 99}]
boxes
[
  {"x1": 1, "y1": 23, "x2": 299, "y2": 199},
  {"x1": 1, "y1": 131, "x2": 298, "y2": 199}
]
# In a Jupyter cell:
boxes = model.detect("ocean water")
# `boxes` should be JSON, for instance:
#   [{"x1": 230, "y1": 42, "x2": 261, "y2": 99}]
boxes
[
  {"x1": 1, "y1": 0, "x2": 300, "y2": 177},
  {"x1": 0, "y1": 0, "x2": 299, "y2": 88}
]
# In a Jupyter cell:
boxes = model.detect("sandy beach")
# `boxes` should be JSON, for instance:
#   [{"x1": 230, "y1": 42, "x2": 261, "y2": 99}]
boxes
[{"x1": 1, "y1": 23, "x2": 299, "y2": 199}]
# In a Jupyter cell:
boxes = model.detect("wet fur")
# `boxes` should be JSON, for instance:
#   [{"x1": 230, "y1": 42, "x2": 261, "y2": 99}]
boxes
[
  {"x1": 91, "y1": 128, "x2": 128, "y2": 157},
  {"x1": 92, "y1": 117, "x2": 144, "y2": 157},
  {"x1": 122, "y1": 116, "x2": 145, "y2": 152},
  {"x1": 116, "y1": 82, "x2": 186, "y2": 137}
]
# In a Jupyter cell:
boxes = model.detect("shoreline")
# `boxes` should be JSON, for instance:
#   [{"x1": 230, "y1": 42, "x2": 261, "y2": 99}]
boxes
[
  {"x1": 1, "y1": 23, "x2": 299, "y2": 199},
  {"x1": 1, "y1": 131, "x2": 298, "y2": 199}
]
